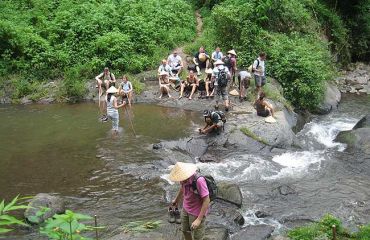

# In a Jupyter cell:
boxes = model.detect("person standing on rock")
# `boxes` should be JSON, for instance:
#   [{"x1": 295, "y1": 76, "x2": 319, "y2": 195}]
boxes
[
  {"x1": 227, "y1": 50, "x2": 237, "y2": 87},
  {"x1": 238, "y1": 71, "x2": 251, "y2": 102},
  {"x1": 105, "y1": 86, "x2": 126, "y2": 133},
  {"x1": 253, "y1": 52, "x2": 267, "y2": 93},
  {"x1": 170, "y1": 162, "x2": 210, "y2": 240},
  {"x1": 167, "y1": 51, "x2": 183, "y2": 77},
  {"x1": 193, "y1": 47, "x2": 210, "y2": 76},
  {"x1": 212, "y1": 60, "x2": 231, "y2": 111}
]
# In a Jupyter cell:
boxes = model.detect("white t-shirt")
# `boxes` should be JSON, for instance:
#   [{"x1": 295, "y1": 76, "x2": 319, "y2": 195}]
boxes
[
  {"x1": 167, "y1": 54, "x2": 182, "y2": 68},
  {"x1": 211, "y1": 51, "x2": 223, "y2": 61},
  {"x1": 253, "y1": 57, "x2": 265, "y2": 76},
  {"x1": 212, "y1": 65, "x2": 230, "y2": 86}
]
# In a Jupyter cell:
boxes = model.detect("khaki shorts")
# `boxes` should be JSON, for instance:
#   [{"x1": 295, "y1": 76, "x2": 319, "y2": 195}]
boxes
[{"x1": 181, "y1": 209, "x2": 206, "y2": 240}]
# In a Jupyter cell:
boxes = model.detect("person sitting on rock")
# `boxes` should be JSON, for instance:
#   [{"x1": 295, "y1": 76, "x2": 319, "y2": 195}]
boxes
[
  {"x1": 179, "y1": 70, "x2": 199, "y2": 100},
  {"x1": 193, "y1": 47, "x2": 210, "y2": 76},
  {"x1": 254, "y1": 92, "x2": 275, "y2": 118},
  {"x1": 211, "y1": 47, "x2": 224, "y2": 68},
  {"x1": 95, "y1": 67, "x2": 116, "y2": 95},
  {"x1": 118, "y1": 75, "x2": 133, "y2": 107},
  {"x1": 158, "y1": 59, "x2": 172, "y2": 78},
  {"x1": 159, "y1": 71, "x2": 172, "y2": 99},
  {"x1": 199, "y1": 109, "x2": 226, "y2": 134},
  {"x1": 205, "y1": 68, "x2": 214, "y2": 98},
  {"x1": 167, "y1": 51, "x2": 183, "y2": 76},
  {"x1": 238, "y1": 71, "x2": 251, "y2": 102}
]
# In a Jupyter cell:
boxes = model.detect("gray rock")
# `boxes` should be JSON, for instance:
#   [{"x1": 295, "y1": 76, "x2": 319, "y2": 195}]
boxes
[
  {"x1": 255, "y1": 210, "x2": 271, "y2": 218},
  {"x1": 38, "y1": 97, "x2": 55, "y2": 104},
  {"x1": 335, "y1": 128, "x2": 370, "y2": 154},
  {"x1": 354, "y1": 84, "x2": 364, "y2": 90},
  {"x1": 24, "y1": 193, "x2": 65, "y2": 224},
  {"x1": 349, "y1": 87, "x2": 357, "y2": 94},
  {"x1": 217, "y1": 182, "x2": 243, "y2": 207},
  {"x1": 21, "y1": 97, "x2": 32, "y2": 105},
  {"x1": 232, "y1": 225, "x2": 275, "y2": 240},
  {"x1": 199, "y1": 153, "x2": 220, "y2": 163},
  {"x1": 315, "y1": 82, "x2": 341, "y2": 114},
  {"x1": 279, "y1": 215, "x2": 315, "y2": 229},
  {"x1": 270, "y1": 235, "x2": 289, "y2": 240},
  {"x1": 353, "y1": 114, "x2": 370, "y2": 129},
  {"x1": 153, "y1": 143, "x2": 163, "y2": 150}
]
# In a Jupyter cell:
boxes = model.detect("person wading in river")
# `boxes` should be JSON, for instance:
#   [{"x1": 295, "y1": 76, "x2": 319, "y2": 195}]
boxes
[
  {"x1": 170, "y1": 162, "x2": 210, "y2": 240},
  {"x1": 105, "y1": 86, "x2": 126, "y2": 133}
]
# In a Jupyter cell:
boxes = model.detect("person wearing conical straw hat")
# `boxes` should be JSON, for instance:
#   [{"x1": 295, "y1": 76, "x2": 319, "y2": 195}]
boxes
[
  {"x1": 227, "y1": 49, "x2": 237, "y2": 87},
  {"x1": 105, "y1": 86, "x2": 126, "y2": 133},
  {"x1": 170, "y1": 162, "x2": 210, "y2": 240}
]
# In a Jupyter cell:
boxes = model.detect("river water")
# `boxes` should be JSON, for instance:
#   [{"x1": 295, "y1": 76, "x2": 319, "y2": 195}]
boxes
[{"x1": 0, "y1": 95, "x2": 369, "y2": 238}]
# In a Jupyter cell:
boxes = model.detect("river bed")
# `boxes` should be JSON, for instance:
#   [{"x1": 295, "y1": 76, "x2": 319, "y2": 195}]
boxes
[{"x1": 0, "y1": 94, "x2": 369, "y2": 239}]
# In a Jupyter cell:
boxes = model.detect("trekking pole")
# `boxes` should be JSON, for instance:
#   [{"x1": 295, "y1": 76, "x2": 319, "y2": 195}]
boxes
[
  {"x1": 124, "y1": 106, "x2": 137, "y2": 136},
  {"x1": 94, "y1": 215, "x2": 99, "y2": 240}
]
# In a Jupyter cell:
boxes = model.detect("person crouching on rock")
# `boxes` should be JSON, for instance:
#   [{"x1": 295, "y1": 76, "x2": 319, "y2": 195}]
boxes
[
  {"x1": 254, "y1": 92, "x2": 275, "y2": 118},
  {"x1": 105, "y1": 86, "x2": 126, "y2": 133},
  {"x1": 158, "y1": 71, "x2": 172, "y2": 99},
  {"x1": 170, "y1": 162, "x2": 210, "y2": 240},
  {"x1": 199, "y1": 109, "x2": 225, "y2": 134}
]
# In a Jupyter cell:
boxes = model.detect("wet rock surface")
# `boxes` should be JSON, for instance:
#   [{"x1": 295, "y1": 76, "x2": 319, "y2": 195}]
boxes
[
  {"x1": 24, "y1": 193, "x2": 65, "y2": 224},
  {"x1": 231, "y1": 224, "x2": 275, "y2": 240},
  {"x1": 315, "y1": 82, "x2": 341, "y2": 114},
  {"x1": 336, "y1": 62, "x2": 369, "y2": 95}
]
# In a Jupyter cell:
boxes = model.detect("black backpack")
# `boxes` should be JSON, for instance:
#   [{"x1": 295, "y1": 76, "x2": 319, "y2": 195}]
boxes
[
  {"x1": 192, "y1": 174, "x2": 218, "y2": 202},
  {"x1": 217, "y1": 68, "x2": 228, "y2": 87},
  {"x1": 214, "y1": 111, "x2": 226, "y2": 123},
  {"x1": 223, "y1": 56, "x2": 231, "y2": 69}
]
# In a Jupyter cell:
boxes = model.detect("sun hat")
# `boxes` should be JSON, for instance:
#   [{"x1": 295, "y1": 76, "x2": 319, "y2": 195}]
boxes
[
  {"x1": 106, "y1": 86, "x2": 118, "y2": 93},
  {"x1": 205, "y1": 68, "x2": 213, "y2": 74},
  {"x1": 227, "y1": 49, "x2": 237, "y2": 56},
  {"x1": 160, "y1": 71, "x2": 169, "y2": 76},
  {"x1": 169, "y1": 162, "x2": 197, "y2": 182},
  {"x1": 199, "y1": 53, "x2": 207, "y2": 62},
  {"x1": 229, "y1": 89, "x2": 239, "y2": 96},
  {"x1": 214, "y1": 60, "x2": 224, "y2": 65},
  {"x1": 265, "y1": 116, "x2": 277, "y2": 123}
]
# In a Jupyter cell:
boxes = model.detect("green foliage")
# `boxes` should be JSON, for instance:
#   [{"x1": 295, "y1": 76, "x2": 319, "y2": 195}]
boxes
[
  {"x1": 206, "y1": 0, "x2": 341, "y2": 110},
  {"x1": 122, "y1": 220, "x2": 162, "y2": 233},
  {"x1": 356, "y1": 224, "x2": 370, "y2": 240},
  {"x1": 288, "y1": 214, "x2": 354, "y2": 240},
  {"x1": 40, "y1": 210, "x2": 95, "y2": 240},
  {"x1": 0, "y1": 0, "x2": 196, "y2": 100},
  {"x1": 240, "y1": 127, "x2": 269, "y2": 145},
  {"x1": 0, "y1": 196, "x2": 29, "y2": 234}
]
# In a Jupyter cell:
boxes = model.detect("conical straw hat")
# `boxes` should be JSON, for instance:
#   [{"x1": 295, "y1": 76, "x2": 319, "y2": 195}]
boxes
[
  {"x1": 169, "y1": 162, "x2": 197, "y2": 182},
  {"x1": 229, "y1": 89, "x2": 239, "y2": 96},
  {"x1": 265, "y1": 116, "x2": 277, "y2": 123},
  {"x1": 106, "y1": 86, "x2": 118, "y2": 93},
  {"x1": 227, "y1": 49, "x2": 237, "y2": 56}
]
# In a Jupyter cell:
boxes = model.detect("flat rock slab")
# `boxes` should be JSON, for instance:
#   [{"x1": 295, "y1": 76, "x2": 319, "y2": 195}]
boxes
[{"x1": 231, "y1": 224, "x2": 275, "y2": 240}]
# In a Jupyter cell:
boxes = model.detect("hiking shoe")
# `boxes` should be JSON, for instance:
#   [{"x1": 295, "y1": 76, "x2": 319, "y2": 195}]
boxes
[
  {"x1": 173, "y1": 208, "x2": 181, "y2": 224},
  {"x1": 101, "y1": 116, "x2": 108, "y2": 122},
  {"x1": 225, "y1": 107, "x2": 229, "y2": 112},
  {"x1": 168, "y1": 207, "x2": 175, "y2": 223}
]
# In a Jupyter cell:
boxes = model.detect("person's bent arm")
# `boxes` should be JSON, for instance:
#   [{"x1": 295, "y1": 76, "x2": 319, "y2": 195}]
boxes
[
  {"x1": 172, "y1": 187, "x2": 183, "y2": 206},
  {"x1": 95, "y1": 73, "x2": 103, "y2": 82},
  {"x1": 264, "y1": 100, "x2": 275, "y2": 117},
  {"x1": 191, "y1": 196, "x2": 210, "y2": 229},
  {"x1": 111, "y1": 73, "x2": 116, "y2": 82},
  {"x1": 193, "y1": 57, "x2": 198, "y2": 65}
]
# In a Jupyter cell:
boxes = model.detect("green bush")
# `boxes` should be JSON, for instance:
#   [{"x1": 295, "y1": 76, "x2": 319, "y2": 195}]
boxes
[{"x1": 357, "y1": 224, "x2": 370, "y2": 240}]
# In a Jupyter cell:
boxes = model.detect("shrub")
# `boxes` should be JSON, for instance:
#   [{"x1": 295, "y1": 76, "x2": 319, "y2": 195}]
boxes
[{"x1": 357, "y1": 224, "x2": 370, "y2": 240}]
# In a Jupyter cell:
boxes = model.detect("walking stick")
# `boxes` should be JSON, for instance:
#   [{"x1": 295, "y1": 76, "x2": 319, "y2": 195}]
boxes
[{"x1": 124, "y1": 105, "x2": 137, "y2": 136}]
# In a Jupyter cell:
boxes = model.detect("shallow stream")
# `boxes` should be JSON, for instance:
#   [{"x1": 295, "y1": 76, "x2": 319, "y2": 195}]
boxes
[{"x1": 0, "y1": 95, "x2": 369, "y2": 238}]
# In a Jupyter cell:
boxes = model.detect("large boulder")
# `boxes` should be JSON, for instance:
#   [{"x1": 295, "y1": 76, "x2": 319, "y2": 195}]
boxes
[
  {"x1": 314, "y1": 82, "x2": 341, "y2": 114},
  {"x1": 353, "y1": 114, "x2": 370, "y2": 129},
  {"x1": 335, "y1": 128, "x2": 370, "y2": 154},
  {"x1": 217, "y1": 182, "x2": 243, "y2": 208},
  {"x1": 24, "y1": 193, "x2": 65, "y2": 224},
  {"x1": 231, "y1": 224, "x2": 275, "y2": 240}
]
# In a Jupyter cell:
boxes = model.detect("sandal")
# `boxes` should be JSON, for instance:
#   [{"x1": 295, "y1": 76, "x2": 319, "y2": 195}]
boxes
[
  {"x1": 168, "y1": 207, "x2": 175, "y2": 223},
  {"x1": 173, "y1": 207, "x2": 181, "y2": 224}
]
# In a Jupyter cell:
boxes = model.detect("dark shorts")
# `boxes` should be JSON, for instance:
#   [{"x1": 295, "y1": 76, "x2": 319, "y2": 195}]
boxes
[
  {"x1": 254, "y1": 75, "x2": 266, "y2": 87},
  {"x1": 257, "y1": 109, "x2": 270, "y2": 117},
  {"x1": 215, "y1": 85, "x2": 228, "y2": 101}
]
